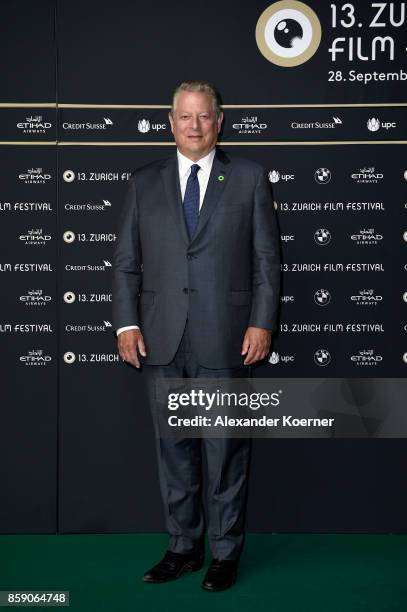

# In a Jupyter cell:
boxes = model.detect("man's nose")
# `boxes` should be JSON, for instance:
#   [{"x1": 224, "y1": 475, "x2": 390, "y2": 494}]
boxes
[{"x1": 191, "y1": 116, "x2": 199, "y2": 130}]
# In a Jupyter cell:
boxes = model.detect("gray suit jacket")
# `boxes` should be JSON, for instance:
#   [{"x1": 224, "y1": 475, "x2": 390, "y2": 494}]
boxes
[{"x1": 112, "y1": 147, "x2": 280, "y2": 367}]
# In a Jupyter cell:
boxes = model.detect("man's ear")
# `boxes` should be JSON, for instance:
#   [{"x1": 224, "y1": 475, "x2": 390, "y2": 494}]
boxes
[
  {"x1": 217, "y1": 112, "x2": 224, "y2": 133},
  {"x1": 168, "y1": 111, "x2": 174, "y2": 133}
]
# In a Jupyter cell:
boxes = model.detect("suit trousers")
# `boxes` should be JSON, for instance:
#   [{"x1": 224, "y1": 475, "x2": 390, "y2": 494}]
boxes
[{"x1": 143, "y1": 320, "x2": 252, "y2": 560}]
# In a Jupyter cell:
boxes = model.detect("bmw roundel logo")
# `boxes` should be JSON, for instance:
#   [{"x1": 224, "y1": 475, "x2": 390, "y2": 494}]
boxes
[
  {"x1": 314, "y1": 289, "x2": 331, "y2": 306},
  {"x1": 314, "y1": 168, "x2": 332, "y2": 184},
  {"x1": 314, "y1": 228, "x2": 332, "y2": 245},
  {"x1": 314, "y1": 349, "x2": 331, "y2": 366}
]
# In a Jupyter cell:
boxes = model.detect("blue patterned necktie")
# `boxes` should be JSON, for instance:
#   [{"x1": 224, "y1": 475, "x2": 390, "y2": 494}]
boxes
[{"x1": 183, "y1": 164, "x2": 200, "y2": 240}]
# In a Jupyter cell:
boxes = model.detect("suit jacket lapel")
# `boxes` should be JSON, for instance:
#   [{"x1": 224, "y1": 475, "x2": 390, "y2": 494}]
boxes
[
  {"x1": 160, "y1": 147, "x2": 231, "y2": 247},
  {"x1": 190, "y1": 148, "x2": 231, "y2": 244},
  {"x1": 160, "y1": 152, "x2": 190, "y2": 246}
]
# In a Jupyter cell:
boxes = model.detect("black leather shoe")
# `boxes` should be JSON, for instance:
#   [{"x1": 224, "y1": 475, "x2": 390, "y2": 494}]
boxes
[
  {"x1": 201, "y1": 558, "x2": 238, "y2": 591},
  {"x1": 143, "y1": 550, "x2": 204, "y2": 583}
]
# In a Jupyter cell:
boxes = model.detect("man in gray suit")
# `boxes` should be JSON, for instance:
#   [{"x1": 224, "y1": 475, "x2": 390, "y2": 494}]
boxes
[{"x1": 112, "y1": 80, "x2": 280, "y2": 591}]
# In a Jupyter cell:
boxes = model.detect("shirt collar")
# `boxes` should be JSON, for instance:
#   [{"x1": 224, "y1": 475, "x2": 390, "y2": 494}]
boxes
[{"x1": 177, "y1": 148, "x2": 216, "y2": 178}]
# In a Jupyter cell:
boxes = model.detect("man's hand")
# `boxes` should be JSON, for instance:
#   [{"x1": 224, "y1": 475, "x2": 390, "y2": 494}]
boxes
[
  {"x1": 241, "y1": 326, "x2": 272, "y2": 365},
  {"x1": 117, "y1": 329, "x2": 147, "y2": 369}
]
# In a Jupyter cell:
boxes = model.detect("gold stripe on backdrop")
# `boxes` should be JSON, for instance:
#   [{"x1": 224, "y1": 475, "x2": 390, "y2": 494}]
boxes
[
  {"x1": 1, "y1": 102, "x2": 407, "y2": 108},
  {"x1": 0, "y1": 141, "x2": 406, "y2": 146}
]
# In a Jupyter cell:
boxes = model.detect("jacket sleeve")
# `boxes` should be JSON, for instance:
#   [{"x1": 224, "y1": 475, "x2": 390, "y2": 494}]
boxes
[
  {"x1": 112, "y1": 173, "x2": 142, "y2": 331},
  {"x1": 249, "y1": 168, "x2": 281, "y2": 332}
]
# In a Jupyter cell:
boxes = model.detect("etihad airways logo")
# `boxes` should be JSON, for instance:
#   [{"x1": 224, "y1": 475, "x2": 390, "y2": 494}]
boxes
[
  {"x1": 350, "y1": 228, "x2": 383, "y2": 245},
  {"x1": 17, "y1": 115, "x2": 52, "y2": 134},
  {"x1": 351, "y1": 166, "x2": 384, "y2": 184},
  {"x1": 20, "y1": 289, "x2": 52, "y2": 306},
  {"x1": 350, "y1": 349, "x2": 383, "y2": 366},
  {"x1": 18, "y1": 168, "x2": 52, "y2": 184},
  {"x1": 350, "y1": 289, "x2": 383, "y2": 305},
  {"x1": 19, "y1": 228, "x2": 52, "y2": 245},
  {"x1": 20, "y1": 349, "x2": 52, "y2": 366},
  {"x1": 232, "y1": 116, "x2": 268, "y2": 134}
]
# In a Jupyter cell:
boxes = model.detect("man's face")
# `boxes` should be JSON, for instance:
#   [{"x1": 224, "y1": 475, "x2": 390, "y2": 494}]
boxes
[{"x1": 169, "y1": 91, "x2": 223, "y2": 161}]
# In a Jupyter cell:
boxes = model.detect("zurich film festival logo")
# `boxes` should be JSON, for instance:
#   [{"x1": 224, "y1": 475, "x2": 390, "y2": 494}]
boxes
[{"x1": 255, "y1": 1, "x2": 321, "y2": 67}]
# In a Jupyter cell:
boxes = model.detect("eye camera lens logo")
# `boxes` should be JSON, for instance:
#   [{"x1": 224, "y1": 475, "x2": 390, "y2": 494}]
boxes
[
  {"x1": 314, "y1": 168, "x2": 331, "y2": 184},
  {"x1": 63, "y1": 170, "x2": 76, "y2": 182},
  {"x1": 255, "y1": 1, "x2": 321, "y2": 67},
  {"x1": 314, "y1": 289, "x2": 331, "y2": 306},
  {"x1": 63, "y1": 231, "x2": 76, "y2": 243},
  {"x1": 63, "y1": 291, "x2": 76, "y2": 304},
  {"x1": 314, "y1": 349, "x2": 331, "y2": 366},
  {"x1": 63, "y1": 351, "x2": 76, "y2": 364},
  {"x1": 314, "y1": 228, "x2": 331, "y2": 245}
]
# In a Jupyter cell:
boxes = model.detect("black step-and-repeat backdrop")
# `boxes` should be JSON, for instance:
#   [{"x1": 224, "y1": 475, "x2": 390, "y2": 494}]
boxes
[{"x1": 1, "y1": 0, "x2": 406, "y2": 533}]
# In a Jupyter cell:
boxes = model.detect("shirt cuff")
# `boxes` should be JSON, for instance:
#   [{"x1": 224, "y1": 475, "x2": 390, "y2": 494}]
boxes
[{"x1": 116, "y1": 325, "x2": 140, "y2": 336}]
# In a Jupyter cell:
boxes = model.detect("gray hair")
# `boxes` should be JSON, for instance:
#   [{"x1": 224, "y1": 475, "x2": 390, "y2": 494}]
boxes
[{"x1": 170, "y1": 80, "x2": 223, "y2": 118}]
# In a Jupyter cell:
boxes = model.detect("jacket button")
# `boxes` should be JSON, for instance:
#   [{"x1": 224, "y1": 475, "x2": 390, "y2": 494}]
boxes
[
  {"x1": 186, "y1": 254, "x2": 192, "y2": 260},
  {"x1": 183, "y1": 288, "x2": 189, "y2": 294}
]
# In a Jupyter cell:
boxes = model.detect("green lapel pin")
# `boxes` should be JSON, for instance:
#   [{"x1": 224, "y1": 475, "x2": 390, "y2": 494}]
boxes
[{"x1": 218, "y1": 174, "x2": 225, "y2": 182}]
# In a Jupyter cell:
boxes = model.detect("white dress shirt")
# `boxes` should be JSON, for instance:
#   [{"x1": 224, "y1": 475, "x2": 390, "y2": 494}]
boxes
[{"x1": 116, "y1": 148, "x2": 216, "y2": 336}]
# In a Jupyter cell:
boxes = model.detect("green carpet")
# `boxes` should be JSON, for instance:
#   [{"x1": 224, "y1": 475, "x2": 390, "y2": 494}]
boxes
[{"x1": 0, "y1": 534, "x2": 406, "y2": 611}]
